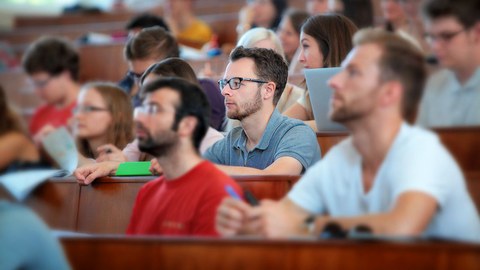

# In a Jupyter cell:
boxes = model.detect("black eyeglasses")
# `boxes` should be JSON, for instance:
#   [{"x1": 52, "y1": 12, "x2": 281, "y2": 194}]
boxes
[
  {"x1": 31, "y1": 76, "x2": 54, "y2": 89},
  {"x1": 424, "y1": 28, "x2": 467, "y2": 44},
  {"x1": 218, "y1": 77, "x2": 268, "y2": 91},
  {"x1": 73, "y1": 105, "x2": 109, "y2": 114},
  {"x1": 127, "y1": 70, "x2": 144, "y2": 82}
]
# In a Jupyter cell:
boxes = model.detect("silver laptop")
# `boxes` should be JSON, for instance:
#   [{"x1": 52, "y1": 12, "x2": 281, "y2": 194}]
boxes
[{"x1": 305, "y1": 67, "x2": 347, "y2": 132}]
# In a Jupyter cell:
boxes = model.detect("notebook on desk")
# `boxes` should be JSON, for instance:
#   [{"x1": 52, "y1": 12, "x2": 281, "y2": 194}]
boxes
[{"x1": 305, "y1": 67, "x2": 347, "y2": 132}]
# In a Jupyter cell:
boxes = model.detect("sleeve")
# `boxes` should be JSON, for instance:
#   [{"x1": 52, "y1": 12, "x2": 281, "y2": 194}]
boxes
[
  {"x1": 274, "y1": 124, "x2": 321, "y2": 170},
  {"x1": 122, "y1": 139, "x2": 141, "y2": 161},
  {"x1": 287, "y1": 161, "x2": 327, "y2": 214},
  {"x1": 202, "y1": 139, "x2": 226, "y2": 165},
  {"x1": 0, "y1": 204, "x2": 71, "y2": 270},
  {"x1": 296, "y1": 91, "x2": 313, "y2": 119}
]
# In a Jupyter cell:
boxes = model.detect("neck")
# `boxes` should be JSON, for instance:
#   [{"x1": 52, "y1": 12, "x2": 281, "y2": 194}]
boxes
[
  {"x1": 157, "y1": 142, "x2": 203, "y2": 180},
  {"x1": 240, "y1": 106, "x2": 274, "y2": 150},
  {"x1": 454, "y1": 56, "x2": 480, "y2": 85},
  {"x1": 349, "y1": 113, "x2": 403, "y2": 172},
  {"x1": 56, "y1": 81, "x2": 80, "y2": 108}
]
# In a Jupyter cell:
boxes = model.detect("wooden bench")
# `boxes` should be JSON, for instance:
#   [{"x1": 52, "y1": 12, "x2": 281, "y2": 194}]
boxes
[
  {"x1": 60, "y1": 235, "x2": 480, "y2": 270},
  {"x1": 0, "y1": 175, "x2": 299, "y2": 234}
]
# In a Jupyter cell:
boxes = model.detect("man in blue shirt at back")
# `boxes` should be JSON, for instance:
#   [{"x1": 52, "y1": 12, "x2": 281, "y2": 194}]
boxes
[{"x1": 204, "y1": 46, "x2": 320, "y2": 175}]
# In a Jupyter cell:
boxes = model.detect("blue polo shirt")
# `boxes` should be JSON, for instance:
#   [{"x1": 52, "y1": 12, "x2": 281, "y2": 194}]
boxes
[{"x1": 204, "y1": 110, "x2": 321, "y2": 172}]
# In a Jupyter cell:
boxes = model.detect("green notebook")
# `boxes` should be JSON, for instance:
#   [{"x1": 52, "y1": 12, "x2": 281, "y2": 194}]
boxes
[{"x1": 115, "y1": 162, "x2": 152, "y2": 176}]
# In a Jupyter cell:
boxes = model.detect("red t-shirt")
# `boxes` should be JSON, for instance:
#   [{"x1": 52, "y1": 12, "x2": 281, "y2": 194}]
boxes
[
  {"x1": 29, "y1": 102, "x2": 76, "y2": 135},
  {"x1": 126, "y1": 160, "x2": 243, "y2": 236}
]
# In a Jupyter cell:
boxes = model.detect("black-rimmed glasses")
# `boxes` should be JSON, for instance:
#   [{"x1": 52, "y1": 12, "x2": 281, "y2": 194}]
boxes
[{"x1": 218, "y1": 77, "x2": 268, "y2": 90}]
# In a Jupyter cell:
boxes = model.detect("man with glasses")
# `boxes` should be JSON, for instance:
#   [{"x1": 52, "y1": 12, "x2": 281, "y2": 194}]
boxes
[
  {"x1": 216, "y1": 29, "x2": 480, "y2": 242},
  {"x1": 204, "y1": 46, "x2": 320, "y2": 175},
  {"x1": 81, "y1": 77, "x2": 241, "y2": 236},
  {"x1": 416, "y1": 0, "x2": 480, "y2": 127},
  {"x1": 121, "y1": 26, "x2": 179, "y2": 108},
  {"x1": 22, "y1": 37, "x2": 80, "y2": 140}
]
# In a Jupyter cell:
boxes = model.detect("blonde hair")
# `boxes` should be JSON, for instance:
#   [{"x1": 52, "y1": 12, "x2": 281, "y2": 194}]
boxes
[{"x1": 237, "y1": 27, "x2": 285, "y2": 60}]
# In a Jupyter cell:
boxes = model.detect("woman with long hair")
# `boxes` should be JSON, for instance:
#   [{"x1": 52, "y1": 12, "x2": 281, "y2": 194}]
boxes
[
  {"x1": 0, "y1": 85, "x2": 42, "y2": 172},
  {"x1": 73, "y1": 82, "x2": 134, "y2": 165},
  {"x1": 283, "y1": 14, "x2": 357, "y2": 131}
]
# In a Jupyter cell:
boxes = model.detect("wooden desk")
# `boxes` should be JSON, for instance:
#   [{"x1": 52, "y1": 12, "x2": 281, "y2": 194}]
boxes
[
  {"x1": 60, "y1": 236, "x2": 480, "y2": 270},
  {"x1": 0, "y1": 175, "x2": 299, "y2": 234}
]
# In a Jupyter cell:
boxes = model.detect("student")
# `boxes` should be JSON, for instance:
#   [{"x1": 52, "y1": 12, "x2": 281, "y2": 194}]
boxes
[
  {"x1": 121, "y1": 26, "x2": 225, "y2": 131},
  {"x1": 234, "y1": 28, "x2": 304, "y2": 118},
  {"x1": 283, "y1": 14, "x2": 357, "y2": 131},
  {"x1": 0, "y1": 85, "x2": 43, "y2": 173},
  {"x1": 87, "y1": 78, "x2": 241, "y2": 236},
  {"x1": 124, "y1": 13, "x2": 170, "y2": 38},
  {"x1": 21, "y1": 37, "x2": 80, "y2": 141},
  {"x1": 236, "y1": 0, "x2": 288, "y2": 38},
  {"x1": 416, "y1": 0, "x2": 480, "y2": 127},
  {"x1": 163, "y1": 0, "x2": 213, "y2": 49},
  {"x1": 0, "y1": 201, "x2": 71, "y2": 270},
  {"x1": 74, "y1": 58, "x2": 224, "y2": 182},
  {"x1": 121, "y1": 26, "x2": 179, "y2": 108},
  {"x1": 73, "y1": 82, "x2": 134, "y2": 166},
  {"x1": 276, "y1": 9, "x2": 310, "y2": 73},
  {"x1": 204, "y1": 46, "x2": 320, "y2": 175},
  {"x1": 215, "y1": 29, "x2": 480, "y2": 243}
]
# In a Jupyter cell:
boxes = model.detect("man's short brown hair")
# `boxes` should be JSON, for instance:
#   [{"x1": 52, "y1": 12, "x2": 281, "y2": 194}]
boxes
[
  {"x1": 229, "y1": 46, "x2": 288, "y2": 105},
  {"x1": 124, "y1": 26, "x2": 179, "y2": 61}
]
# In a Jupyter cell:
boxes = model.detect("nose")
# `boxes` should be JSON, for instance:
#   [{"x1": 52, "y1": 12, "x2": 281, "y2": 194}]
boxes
[
  {"x1": 328, "y1": 71, "x2": 342, "y2": 92},
  {"x1": 220, "y1": 84, "x2": 232, "y2": 97},
  {"x1": 298, "y1": 49, "x2": 306, "y2": 63}
]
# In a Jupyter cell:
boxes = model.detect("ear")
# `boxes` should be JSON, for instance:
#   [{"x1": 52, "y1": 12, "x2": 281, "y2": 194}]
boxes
[
  {"x1": 177, "y1": 116, "x2": 197, "y2": 137},
  {"x1": 379, "y1": 80, "x2": 402, "y2": 108},
  {"x1": 473, "y1": 22, "x2": 480, "y2": 43},
  {"x1": 262, "y1": 82, "x2": 276, "y2": 101}
]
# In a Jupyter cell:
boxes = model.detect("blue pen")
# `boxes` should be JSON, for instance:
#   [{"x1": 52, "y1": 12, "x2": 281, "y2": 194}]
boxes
[{"x1": 225, "y1": 185, "x2": 242, "y2": 200}]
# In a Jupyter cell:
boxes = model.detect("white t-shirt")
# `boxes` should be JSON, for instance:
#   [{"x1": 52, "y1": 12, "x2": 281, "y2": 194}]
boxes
[{"x1": 288, "y1": 123, "x2": 480, "y2": 242}]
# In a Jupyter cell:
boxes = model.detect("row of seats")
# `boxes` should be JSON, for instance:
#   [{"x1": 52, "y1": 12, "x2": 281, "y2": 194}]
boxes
[
  {"x1": 59, "y1": 235, "x2": 480, "y2": 270},
  {"x1": 1, "y1": 128, "x2": 478, "y2": 235}
]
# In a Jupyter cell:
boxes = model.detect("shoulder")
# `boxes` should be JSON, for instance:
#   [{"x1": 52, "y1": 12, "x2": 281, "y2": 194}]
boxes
[
  {"x1": 424, "y1": 69, "x2": 455, "y2": 93},
  {"x1": 274, "y1": 115, "x2": 315, "y2": 137}
]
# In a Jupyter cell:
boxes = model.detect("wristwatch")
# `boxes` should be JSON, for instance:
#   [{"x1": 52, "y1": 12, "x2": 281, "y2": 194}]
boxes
[{"x1": 304, "y1": 215, "x2": 316, "y2": 235}]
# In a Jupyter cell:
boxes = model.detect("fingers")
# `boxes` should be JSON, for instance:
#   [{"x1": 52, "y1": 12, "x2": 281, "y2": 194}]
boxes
[
  {"x1": 96, "y1": 144, "x2": 127, "y2": 162},
  {"x1": 149, "y1": 158, "x2": 163, "y2": 175},
  {"x1": 215, "y1": 197, "x2": 255, "y2": 236}
]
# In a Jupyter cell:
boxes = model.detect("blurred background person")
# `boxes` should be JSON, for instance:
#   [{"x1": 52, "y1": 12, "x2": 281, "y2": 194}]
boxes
[
  {"x1": 276, "y1": 8, "x2": 310, "y2": 72},
  {"x1": 0, "y1": 201, "x2": 71, "y2": 270},
  {"x1": 0, "y1": 85, "x2": 44, "y2": 173},
  {"x1": 236, "y1": 0, "x2": 288, "y2": 38},
  {"x1": 73, "y1": 82, "x2": 134, "y2": 166},
  {"x1": 163, "y1": 0, "x2": 213, "y2": 49},
  {"x1": 21, "y1": 37, "x2": 80, "y2": 143},
  {"x1": 283, "y1": 14, "x2": 357, "y2": 131},
  {"x1": 380, "y1": 0, "x2": 424, "y2": 51}
]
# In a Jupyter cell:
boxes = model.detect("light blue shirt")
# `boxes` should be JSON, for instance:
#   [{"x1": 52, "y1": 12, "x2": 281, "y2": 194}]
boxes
[
  {"x1": 417, "y1": 68, "x2": 480, "y2": 127},
  {"x1": 204, "y1": 110, "x2": 321, "y2": 172}
]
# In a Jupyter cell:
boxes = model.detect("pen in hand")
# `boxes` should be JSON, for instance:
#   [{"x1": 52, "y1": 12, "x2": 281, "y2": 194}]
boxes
[{"x1": 225, "y1": 185, "x2": 259, "y2": 206}]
